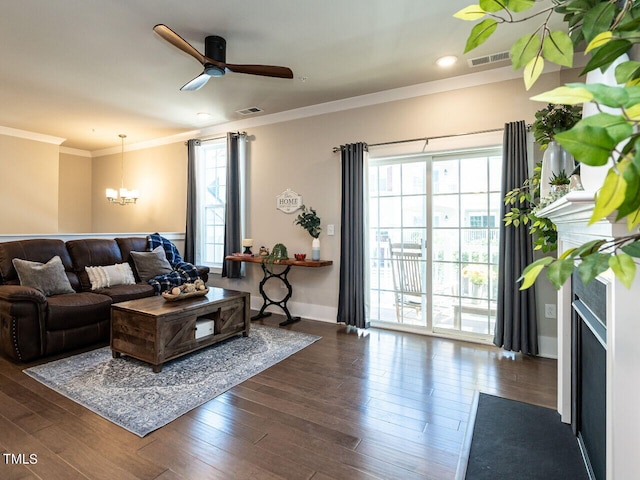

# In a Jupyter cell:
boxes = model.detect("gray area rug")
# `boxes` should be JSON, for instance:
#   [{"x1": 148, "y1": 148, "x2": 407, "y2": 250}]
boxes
[{"x1": 24, "y1": 325, "x2": 320, "y2": 437}]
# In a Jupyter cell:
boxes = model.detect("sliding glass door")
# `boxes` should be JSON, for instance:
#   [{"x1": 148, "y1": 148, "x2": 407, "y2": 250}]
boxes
[{"x1": 368, "y1": 148, "x2": 502, "y2": 341}]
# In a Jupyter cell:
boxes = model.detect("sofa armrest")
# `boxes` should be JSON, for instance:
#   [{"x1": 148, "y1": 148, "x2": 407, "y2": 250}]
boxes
[
  {"x1": 0, "y1": 285, "x2": 47, "y2": 304},
  {"x1": 0, "y1": 286, "x2": 47, "y2": 362}
]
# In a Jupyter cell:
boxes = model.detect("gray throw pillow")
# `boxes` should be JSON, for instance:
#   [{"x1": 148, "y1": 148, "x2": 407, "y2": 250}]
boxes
[
  {"x1": 12, "y1": 255, "x2": 75, "y2": 296},
  {"x1": 130, "y1": 246, "x2": 173, "y2": 282}
]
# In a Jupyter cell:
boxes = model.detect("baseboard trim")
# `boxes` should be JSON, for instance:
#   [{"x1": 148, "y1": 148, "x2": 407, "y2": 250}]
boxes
[
  {"x1": 249, "y1": 297, "x2": 337, "y2": 323},
  {"x1": 538, "y1": 334, "x2": 558, "y2": 359}
]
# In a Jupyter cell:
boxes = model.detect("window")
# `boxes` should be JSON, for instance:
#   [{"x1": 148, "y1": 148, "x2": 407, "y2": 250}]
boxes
[{"x1": 196, "y1": 138, "x2": 227, "y2": 269}]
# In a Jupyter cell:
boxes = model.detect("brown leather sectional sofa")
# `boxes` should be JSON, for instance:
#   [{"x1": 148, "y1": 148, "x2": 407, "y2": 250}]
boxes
[{"x1": 0, "y1": 237, "x2": 208, "y2": 362}]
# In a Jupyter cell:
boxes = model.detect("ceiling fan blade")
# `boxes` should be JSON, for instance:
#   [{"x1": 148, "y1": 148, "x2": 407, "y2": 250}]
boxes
[
  {"x1": 224, "y1": 63, "x2": 294, "y2": 79},
  {"x1": 154, "y1": 24, "x2": 207, "y2": 65},
  {"x1": 180, "y1": 72, "x2": 211, "y2": 91}
]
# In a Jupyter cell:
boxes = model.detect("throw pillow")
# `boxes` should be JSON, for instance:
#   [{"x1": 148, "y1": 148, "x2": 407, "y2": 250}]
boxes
[
  {"x1": 130, "y1": 246, "x2": 173, "y2": 282},
  {"x1": 85, "y1": 263, "x2": 136, "y2": 290},
  {"x1": 12, "y1": 256, "x2": 75, "y2": 296}
]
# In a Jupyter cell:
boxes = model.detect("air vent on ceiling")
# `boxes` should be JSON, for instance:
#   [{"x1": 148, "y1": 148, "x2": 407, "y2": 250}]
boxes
[
  {"x1": 236, "y1": 107, "x2": 263, "y2": 116},
  {"x1": 468, "y1": 51, "x2": 510, "y2": 68}
]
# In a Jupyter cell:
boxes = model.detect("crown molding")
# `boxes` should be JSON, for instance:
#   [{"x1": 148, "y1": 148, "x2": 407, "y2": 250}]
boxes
[
  {"x1": 91, "y1": 130, "x2": 200, "y2": 158},
  {"x1": 59, "y1": 146, "x2": 92, "y2": 157},
  {"x1": 0, "y1": 126, "x2": 65, "y2": 145}
]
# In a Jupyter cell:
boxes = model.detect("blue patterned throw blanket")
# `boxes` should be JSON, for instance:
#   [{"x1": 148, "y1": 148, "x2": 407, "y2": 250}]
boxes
[{"x1": 147, "y1": 233, "x2": 200, "y2": 294}]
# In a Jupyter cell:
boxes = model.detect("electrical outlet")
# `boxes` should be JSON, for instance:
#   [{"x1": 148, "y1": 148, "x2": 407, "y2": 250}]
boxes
[
  {"x1": 327, "y1": 224, "x2": 335, "y2": 236},
  {"x1": 545, "y1": 304, "x2": 556, "y2": 319}
]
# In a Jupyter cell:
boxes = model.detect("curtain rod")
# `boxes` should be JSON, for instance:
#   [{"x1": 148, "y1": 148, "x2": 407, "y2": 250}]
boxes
[
  {"x1": 185, "y1": 131, "x2": 247, "y2": 145},
  {"x1": 331, "y1": 127, "x2": 505, "y2": 153},
  {"x1": 202, "y1": 131, "x2": 247, "y2": 143}
]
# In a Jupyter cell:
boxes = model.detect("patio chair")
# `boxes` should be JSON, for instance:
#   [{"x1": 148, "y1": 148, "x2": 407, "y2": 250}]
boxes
[{"x1": 388, "y1": 241, "x2": 424, "y2": 322}]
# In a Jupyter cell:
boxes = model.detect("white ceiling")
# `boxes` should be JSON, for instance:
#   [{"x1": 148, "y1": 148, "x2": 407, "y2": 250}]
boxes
[{"x1": 0, "y1": 0, "x2": 560, "y2": 152}]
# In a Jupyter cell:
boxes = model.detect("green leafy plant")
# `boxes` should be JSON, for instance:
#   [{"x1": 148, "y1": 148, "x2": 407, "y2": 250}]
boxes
[
  {"x1": 549, "y1": 169, "x2": 570, "y2": 186},
  {"x1": 264, "y1": 243, "x2": 288, "y2": 265},
  {"x1": 456, "y1": 0, "x2": 640, "y2": 290},
  {"x1": 504, "y1": 162, "x2": 558, "y2": 252},
  {"x1": 532, "y1": 104, "x2": 583, "y2": 149},
  {"x1": 294, "y1": 205, "x2": 321, "y2": 238}
]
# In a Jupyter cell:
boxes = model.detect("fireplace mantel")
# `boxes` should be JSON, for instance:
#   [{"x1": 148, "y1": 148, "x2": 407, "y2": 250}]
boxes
[
  {"x1": 537, "y1": 191, "x2": 640, "y2": 480},
  {"x1": 537, "y1": 190, "x2": 634, "y2": 241}
]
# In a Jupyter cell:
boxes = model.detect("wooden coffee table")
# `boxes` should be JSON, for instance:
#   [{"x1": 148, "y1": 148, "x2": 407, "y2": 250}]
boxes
[{"x1": 110, "y1": 287, "x2": 250, "y2": 372}]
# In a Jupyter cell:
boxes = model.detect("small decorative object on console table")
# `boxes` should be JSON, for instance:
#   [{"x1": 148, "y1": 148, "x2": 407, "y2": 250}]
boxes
[
  {"x1": 295, "y1": 204, "x2": 322, "y2": 261},
  {"x1": 264, "y1": 243, "x2": 288, "y2": 265},
  {"x1": 242, "y1": 238, "x2": 253, "y2": 255},
  {"x1": 225, "y1": 255, "x2": 332, "y2": 326}
]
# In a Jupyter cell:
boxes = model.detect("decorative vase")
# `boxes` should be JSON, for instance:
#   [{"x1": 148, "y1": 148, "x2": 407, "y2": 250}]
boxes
[
  {"x1": 540, "y1": 140, "x2": 575, "y2": 200},
  {"x1": 311, "y1": 238, "x2": 320, "y2": 261}
]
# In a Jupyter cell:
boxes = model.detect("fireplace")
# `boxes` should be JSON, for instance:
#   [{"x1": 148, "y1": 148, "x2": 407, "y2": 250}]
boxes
[
  {"x1": 572, "y1": 273, "x2": 606, "y2": 480},
  {"x1": 537, "y1": 190, "x2": 640, "y2": 479}
]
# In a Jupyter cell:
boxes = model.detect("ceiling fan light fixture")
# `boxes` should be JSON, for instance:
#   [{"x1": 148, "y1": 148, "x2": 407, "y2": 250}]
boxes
[
  {"x1": 204, "y1": 64, "x2": 225, "y2": 77},
  {"x1": 436, "y1": 55, "x2": 458, "y2": 67},
  {"x1": 154, "y1": 25, "x2": 293, "y2": 90}
]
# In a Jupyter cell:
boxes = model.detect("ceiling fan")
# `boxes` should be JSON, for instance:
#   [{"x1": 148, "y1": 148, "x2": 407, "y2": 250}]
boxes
[{"x1": 153, "y1": 24, "x2": 294, "y2": 91}]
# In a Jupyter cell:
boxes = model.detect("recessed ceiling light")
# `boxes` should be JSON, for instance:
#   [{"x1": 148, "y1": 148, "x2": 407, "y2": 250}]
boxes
[
  {"x1": 197, "y1": 112, "x2": 211, "y2": 120},
  {"x1": 436, "y1": 55, "x2": 458, "y2": 67}
]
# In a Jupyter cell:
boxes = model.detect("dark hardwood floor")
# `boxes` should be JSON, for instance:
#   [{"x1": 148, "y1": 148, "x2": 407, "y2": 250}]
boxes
[{"x1": 0, "y1": 315, "x2": 556, "y2": 480}]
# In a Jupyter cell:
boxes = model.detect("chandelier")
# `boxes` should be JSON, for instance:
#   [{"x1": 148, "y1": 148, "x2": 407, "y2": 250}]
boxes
[{"x1": 106, "y1": 134, "x2": 139, "y2": 205}]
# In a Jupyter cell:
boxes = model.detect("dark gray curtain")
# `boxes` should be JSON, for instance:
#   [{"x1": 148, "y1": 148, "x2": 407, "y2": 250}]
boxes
[
  {"x1": 337, "y1": 142, "x2": 369, "y2": 328},
  {"x1": 494, "y1": 121, "x2": 538, "y2": 354},
  {"x1": 221, "y1": 132, "x2": 244, "y2": 278},
  {"x1": 184, "y1": 139, "x2": 200, "y2": 264}
]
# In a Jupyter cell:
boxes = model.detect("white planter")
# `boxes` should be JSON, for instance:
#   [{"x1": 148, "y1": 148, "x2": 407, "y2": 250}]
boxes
[
  {"x1": 540, "y1": 141, "x2": 575, "y2": 200},
  {"x1": 311, "y1": 238, "x2": 320, "y2": 261}
]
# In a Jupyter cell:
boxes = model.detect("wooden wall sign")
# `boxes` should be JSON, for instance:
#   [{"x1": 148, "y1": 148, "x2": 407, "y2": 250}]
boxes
[{"x1": 276, "y1": 188, "x2": 302, "y2": 213}]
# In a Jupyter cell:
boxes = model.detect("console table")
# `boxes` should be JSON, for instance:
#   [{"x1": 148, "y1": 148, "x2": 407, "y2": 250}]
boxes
[{"x1": 225, "y1": 255, "x2": 332, "y2": 326}]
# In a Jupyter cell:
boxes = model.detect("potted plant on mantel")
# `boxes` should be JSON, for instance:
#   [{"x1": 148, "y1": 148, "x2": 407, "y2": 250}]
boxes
[
  {"x1": 295, "y1": 205, "x2": 322, "y2": 260},
  {"x1": 533, "y1": 103, "x2": 582, "y2": 200},
  {"x1": 549, "y1": 170, "x2": 571, "y2": 195},
  {"x1": 456, "y1": 0, "x2": 640, "y2": 290},
  {"x1": 532, "y1": 103, "x2": 583, "y2": 150}
]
